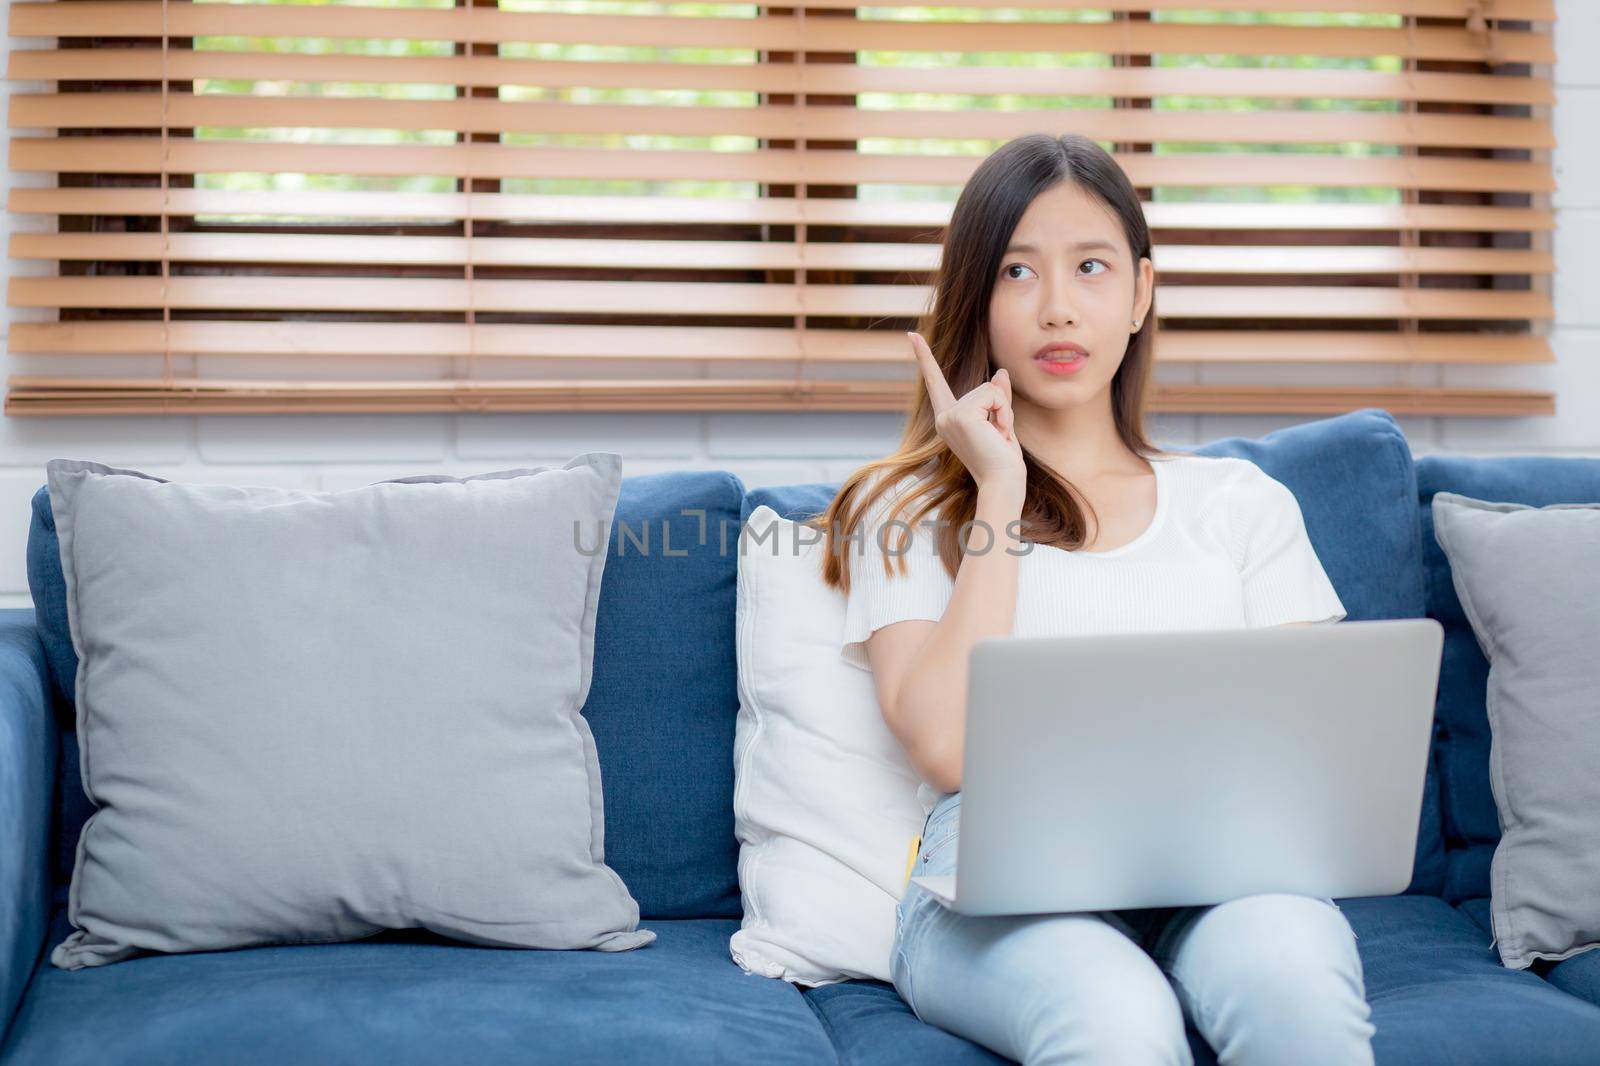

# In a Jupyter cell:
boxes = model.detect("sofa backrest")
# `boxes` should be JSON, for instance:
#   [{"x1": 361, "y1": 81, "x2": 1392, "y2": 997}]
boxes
[
  {"x1": 1416, "y1": 454, "x2": 1600, "y2": 904},
  {"x1": 25, "y1": 407, "x2": 1450, "y2": 921}
]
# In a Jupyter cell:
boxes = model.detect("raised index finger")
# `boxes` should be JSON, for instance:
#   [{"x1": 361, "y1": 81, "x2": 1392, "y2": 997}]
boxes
[{"x1": 907, "y1": 332, "x2": 958, "y2": 414}]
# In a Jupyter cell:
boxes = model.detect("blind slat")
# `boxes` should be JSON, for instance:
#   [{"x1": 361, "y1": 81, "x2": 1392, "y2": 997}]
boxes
[
  {"x1": 6, "y1": 50, "x2": 1556, "y2": 108},
  {"x1": 4, "y1": 379, "x2": 1556, "y2": 418},
  {"x1": 9, "y1": 276, "x2": 1555, "y2": 321},
  {"x1": 9, "y1": 187, "x2": 1554, "y2": 233},
  {"x1": 8, "y1": 323, "x2": 1554, "y2": 366},
  {"x1": 9, "y1": 139, "x2": 1556, "y2": 194},
  {"x1": 759, "y1": 0, "x2": 1556, "y2": 16},
  {"x1": 8, "y1": 4, "x2": 1554, "y2": 65},
  {"x1": 8, "y1": 232, "x2": 1555, "y2": 278},
  {"x1": 13, "y1": 93, "x2": 1556, "y2": 153}
]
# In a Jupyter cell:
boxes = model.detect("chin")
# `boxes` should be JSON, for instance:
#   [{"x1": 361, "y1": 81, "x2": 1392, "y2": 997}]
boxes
[{"x1": 1016, "y1": 380, "x2": 1103, "y2": 411}]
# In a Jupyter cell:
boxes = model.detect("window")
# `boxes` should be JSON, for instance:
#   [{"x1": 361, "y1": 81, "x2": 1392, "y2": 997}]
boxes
[{"x1": 5, "y1": 1, "x2": 1554, "y2": 417}]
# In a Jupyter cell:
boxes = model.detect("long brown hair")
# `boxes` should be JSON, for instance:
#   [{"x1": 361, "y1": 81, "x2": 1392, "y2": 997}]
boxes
[{"x1": 812, "y1": 132, "x2": 1192, "y2": 595}]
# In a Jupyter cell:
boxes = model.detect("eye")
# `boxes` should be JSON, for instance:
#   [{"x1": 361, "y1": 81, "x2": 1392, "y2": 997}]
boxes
[
  {"x1": 1081, "y1": 259, "x2": 1108, "y2": 276},
  {"x1": 1002, "y1": 262, "x2": 1036, "y2": 280}
]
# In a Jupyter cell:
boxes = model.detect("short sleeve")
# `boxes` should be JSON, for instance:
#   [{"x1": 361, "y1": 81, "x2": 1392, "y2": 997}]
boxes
[
  {"x1": 1226, "y1": 462, "x2": 1347, "y2": 627},
  {"x1": 839, "y1": 476, "x2": 958, "y2": 672}
]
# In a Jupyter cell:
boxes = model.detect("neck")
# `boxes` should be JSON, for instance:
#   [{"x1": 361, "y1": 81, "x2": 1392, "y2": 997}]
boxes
[{"x1": 1012, "y1": 391, "x2": 1142, "y2": 484}]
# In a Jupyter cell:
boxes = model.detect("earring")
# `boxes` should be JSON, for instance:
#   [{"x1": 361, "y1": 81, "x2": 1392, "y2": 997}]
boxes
[{"x1": 1131, "y1": 320, "x2": 1141, "y2": 329}]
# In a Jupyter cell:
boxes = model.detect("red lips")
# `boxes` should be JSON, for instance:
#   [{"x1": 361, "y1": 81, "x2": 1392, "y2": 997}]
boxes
[{"x1": 1034, "y1": 341, "x2": 1089, "y2": 360}]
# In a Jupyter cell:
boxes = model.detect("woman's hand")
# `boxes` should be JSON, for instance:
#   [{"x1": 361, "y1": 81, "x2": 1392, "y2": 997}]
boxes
[{"x1": 909, "y1": 331, "x2": 1026, "y2": 500}]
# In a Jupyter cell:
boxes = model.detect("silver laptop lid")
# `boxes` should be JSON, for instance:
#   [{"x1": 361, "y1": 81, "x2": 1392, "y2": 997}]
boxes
[{"x1": 941, "y1": 618, "x2": 1442, "y2": 916}]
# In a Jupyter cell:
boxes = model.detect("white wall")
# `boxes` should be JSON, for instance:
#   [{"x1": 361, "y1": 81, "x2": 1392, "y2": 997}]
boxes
[{"x1": 2, "y1": 1, "x2": 1596, "y2": 608}]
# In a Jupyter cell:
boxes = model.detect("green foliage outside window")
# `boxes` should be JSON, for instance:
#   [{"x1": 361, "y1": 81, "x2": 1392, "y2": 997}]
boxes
[{"x1": 191, "y1": 1, "x2": 1407, "y2": 219}]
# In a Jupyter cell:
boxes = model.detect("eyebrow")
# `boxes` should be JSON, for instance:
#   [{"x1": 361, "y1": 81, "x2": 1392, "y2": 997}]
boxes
[{"x1": 1004, "y1": 239, "x2": 1119, "y2": 255}]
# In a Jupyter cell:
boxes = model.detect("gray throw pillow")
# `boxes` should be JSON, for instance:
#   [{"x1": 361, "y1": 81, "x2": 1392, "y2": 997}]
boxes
[
  {"x1": 47, "y1": 453, "x2": 654, "y2": 970},
  {"x1": 1431, "y1": 490, "x2": 1600, "y2": 971}
]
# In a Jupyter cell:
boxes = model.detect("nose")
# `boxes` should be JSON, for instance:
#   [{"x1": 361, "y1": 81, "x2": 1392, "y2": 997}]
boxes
[{"x1": 1039, "y1": 271, "x2": 1079, "y2": 329}]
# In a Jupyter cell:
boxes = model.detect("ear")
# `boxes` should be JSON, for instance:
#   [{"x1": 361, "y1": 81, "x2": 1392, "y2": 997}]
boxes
[{"x1": 1133, "y1": 255, "x2": 1155, "y2": 327}]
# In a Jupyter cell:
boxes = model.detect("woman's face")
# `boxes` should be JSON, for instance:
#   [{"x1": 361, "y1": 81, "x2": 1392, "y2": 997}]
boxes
[{"x1": 986, "y1": 181, "x2": 1153, "y2": 414}]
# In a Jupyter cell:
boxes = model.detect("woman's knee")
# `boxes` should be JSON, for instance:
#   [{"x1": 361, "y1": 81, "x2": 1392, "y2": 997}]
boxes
[
  {"x1": 1170, "y1": 893, "x2": 1364, "y2": 987},
  {"x1": 1164, "y1": 894, "x2": 1373, "y2": 1062},
  {"x1": 903, "y1": 907, "x2": 1193, "y2": 1065},
  {"x1": 1017, "y1": 961, "x2": 1192, "y2": 1066}
]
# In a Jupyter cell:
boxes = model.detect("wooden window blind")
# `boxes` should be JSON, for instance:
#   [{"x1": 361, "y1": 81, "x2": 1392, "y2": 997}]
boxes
[{"x1": 5, "y1": 1, "x2": 1555, "y2": 416}]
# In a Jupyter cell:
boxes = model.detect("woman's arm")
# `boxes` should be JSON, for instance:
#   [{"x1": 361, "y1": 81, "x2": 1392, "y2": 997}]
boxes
[{"x1": 863, "y1": 484, "x2": 1027, "y2": 794}]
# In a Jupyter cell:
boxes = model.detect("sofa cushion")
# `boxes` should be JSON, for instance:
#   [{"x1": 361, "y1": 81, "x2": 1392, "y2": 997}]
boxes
[
  {"x1": 0, "y1": 608, "x2": 53, "y2": 1044},
  {"x1": 1430, "y1": 491, "x2": 1600, "y2": 971},
  {"x1": 1, "y1": 909, "x2": 834, "y2": 1066},
  {"x1": 752, "y1": 408, "x2": 1443, "y2": 897},
  {"x1": 26, "y1": 470, "x2": 749, "y2": 923},
  {"x1": 804, "y1": 978, "x2": 1215, "y2": 1065},
  {"x1": 1544, "y1": 952, "x2": 1600, "y2": 1013},
  {"x1": 582, "y1": 471, "x2": 747, "y2": 919},
  {"x1": 1416, "y1": 455, "x2": 1600, "y2": 904},
  {"x1": 1456, "y1": 895, "x2": 1493, "y2": 938},
  {"x1": 729, "y1": 506, "x2": 927, "y2": 986},
  {"x1": 1339, "y1": 894, "x2": 1600, "y2": 1063},
  {"x1": 804, "y1": 895, "x2": 1600, "y2": 1066},
  {"x1": 24, "y1": 487, "x2": 72, "y2": 715},
  {"x1": 1445, "y1": 888, "x2": 1600, "y2": 1014},
  {"x1": 43, "y1": 455, "x2": 653, "y2": 970}
]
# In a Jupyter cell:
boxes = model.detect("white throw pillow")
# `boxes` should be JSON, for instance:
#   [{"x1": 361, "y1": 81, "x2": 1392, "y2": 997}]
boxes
[{"x1": 729, "y1": 504, "x2": 930, "y2": 986}]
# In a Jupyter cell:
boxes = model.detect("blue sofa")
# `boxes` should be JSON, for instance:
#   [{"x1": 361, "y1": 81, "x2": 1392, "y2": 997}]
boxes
[{"x1": 4, "y1": 406, "x2": 1600, "y2": 1065}]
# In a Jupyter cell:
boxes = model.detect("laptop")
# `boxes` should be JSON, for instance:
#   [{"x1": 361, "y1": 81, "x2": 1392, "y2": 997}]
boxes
[{"x1": 909, "y1": 617, "x2": 1444, "y2": 916}]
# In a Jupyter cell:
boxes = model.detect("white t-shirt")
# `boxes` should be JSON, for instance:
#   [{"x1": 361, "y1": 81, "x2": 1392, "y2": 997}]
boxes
[{"x1": 837, "y1": 453, "x2": 1348, "y2": 812}]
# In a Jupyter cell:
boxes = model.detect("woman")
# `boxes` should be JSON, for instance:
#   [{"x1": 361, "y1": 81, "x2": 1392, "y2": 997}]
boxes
[{"x1": 811, "y1": 133, "x2": 1376, "y2": 1065}]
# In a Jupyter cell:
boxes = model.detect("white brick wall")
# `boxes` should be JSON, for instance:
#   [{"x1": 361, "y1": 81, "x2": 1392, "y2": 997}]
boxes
[{"x1": 3, "y1": 0, "x2": 1596, "y2": 607}]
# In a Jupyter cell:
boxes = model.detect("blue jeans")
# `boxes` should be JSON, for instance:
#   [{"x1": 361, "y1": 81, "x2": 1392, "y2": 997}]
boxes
[{"x1": 891, "y1": 791, "x2": 1376, "y2": 1066}]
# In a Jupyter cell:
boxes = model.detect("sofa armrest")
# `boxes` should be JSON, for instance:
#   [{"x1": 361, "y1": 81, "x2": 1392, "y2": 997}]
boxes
[{"x1": 0, "y1": 608, "x2": 56, "y2": 1045}]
